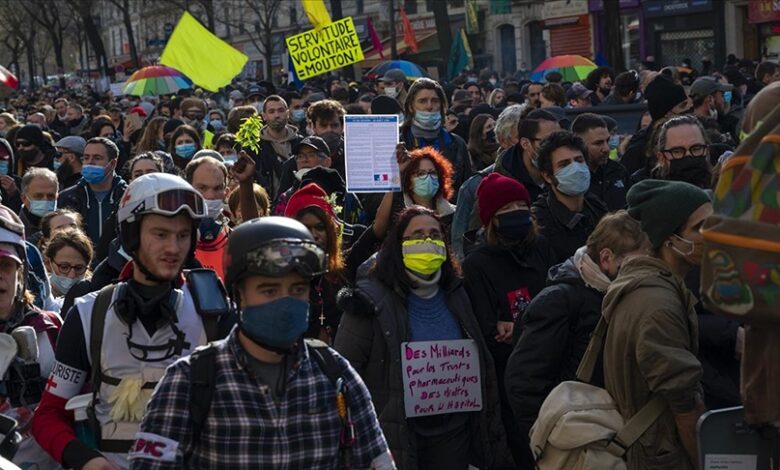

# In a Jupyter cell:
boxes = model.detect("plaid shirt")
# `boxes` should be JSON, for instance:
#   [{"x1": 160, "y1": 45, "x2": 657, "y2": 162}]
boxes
[{"x1": 129, "y1": 328, "x2": 393, "y2": 469}]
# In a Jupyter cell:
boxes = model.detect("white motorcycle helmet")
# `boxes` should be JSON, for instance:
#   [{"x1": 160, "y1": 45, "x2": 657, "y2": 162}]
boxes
[{"x1": 117, "y1": 173, "x2": 207, "y2": 256}]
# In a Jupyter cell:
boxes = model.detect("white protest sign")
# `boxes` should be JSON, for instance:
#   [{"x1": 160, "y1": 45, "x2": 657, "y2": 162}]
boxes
[
  {"x1": 704, "y1": 454, "x2": 757, "y2": 470},
  {"x1": 401, "y1": 339, "x2": 482, "y2": 417},
  {"x1": 344, "y1": 115, "x2": 401, "y2": 193}
]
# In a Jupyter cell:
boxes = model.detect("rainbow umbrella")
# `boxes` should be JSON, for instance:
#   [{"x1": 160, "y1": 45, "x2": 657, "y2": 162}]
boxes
[
  {"x1": 122, "y1": 65, "x2": 192, "y2": 96},
  {"x1": 530, "y1": 55, "x2": 597, "y2": 82},
  {"x1": 367, "y1": 60, "x2": 428, "y2": 80}
]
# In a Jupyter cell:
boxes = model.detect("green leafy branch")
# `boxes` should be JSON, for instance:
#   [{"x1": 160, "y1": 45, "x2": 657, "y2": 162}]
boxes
[{"x1": 235, "y1": 115, "x2": 264, "y2": 154}]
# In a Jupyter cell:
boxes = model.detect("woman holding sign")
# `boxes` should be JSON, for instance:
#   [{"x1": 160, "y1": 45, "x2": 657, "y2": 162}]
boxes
[{"x1": 334, "y1": 206, "x2": 508, "y2": 470}]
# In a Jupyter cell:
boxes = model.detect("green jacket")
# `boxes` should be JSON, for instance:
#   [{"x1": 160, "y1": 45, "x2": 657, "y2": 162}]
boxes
[{"x1": 602, "y1": 255, "x2": 703, "y2": 470}]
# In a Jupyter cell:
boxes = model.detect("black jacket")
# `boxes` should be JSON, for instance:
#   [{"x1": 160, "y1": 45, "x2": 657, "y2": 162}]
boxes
[
  {"x1": 532, "y1": 192, "x2": 608, "y2": 264},
  {"x1": 19, "y1": 207, "x2": 42, "y2": 239},
  {"x1": 588, "y1": 159, "x2": 630, "y2": 211},
  {"x1": 462, "y1": 236, "x2": 555, "y2": 362},
  {"x1": 505, "y1": 257, "x2": 606, "y2": 463},
  {"x1": 253, "y1": 131, "x2": 303, "y2": 200},
  {"x1": 619, "y1": 125, "x2": 652, "y2": 176}
]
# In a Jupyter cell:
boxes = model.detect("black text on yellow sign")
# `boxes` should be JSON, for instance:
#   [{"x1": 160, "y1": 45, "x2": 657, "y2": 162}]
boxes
[{"x1": 286, "y1": 17, "x2": 365, "y2": 80}]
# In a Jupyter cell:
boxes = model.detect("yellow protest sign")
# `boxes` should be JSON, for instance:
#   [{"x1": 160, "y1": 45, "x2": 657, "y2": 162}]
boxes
[{"x1": 286, "y1": 17, "x2": 364, "y2": 80}]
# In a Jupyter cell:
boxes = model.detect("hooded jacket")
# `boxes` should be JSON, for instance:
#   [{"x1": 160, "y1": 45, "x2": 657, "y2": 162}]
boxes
[
  {"x1": 334, "y1": 258, "x2": 508, "y2": 470},
  {"x1": 602, "y1": 255, "x2": 702, "y2": 470},
  {"x1": 505, "y1": 257, "x2": 606, "y2": 466}
]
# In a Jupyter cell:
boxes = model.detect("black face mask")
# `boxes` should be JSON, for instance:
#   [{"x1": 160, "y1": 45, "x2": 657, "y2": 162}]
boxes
[
  {"x1": 669, "y1": 156, "x2": 711, "y2": 188},
  {"x1": 485, "y1": 130, "x2": 497, "y2": 144},
  {"x1": 496, "y1": 210, "x2": 532, "y2": 242},
  {"x1": 68, "y1": 118, "x2": 82, "y2": 128},
  {"x1": 17, "y1": 148, "x2": 40, "y2": 163}
]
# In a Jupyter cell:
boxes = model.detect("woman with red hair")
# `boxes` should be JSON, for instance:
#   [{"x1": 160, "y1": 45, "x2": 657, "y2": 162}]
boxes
[{"x1": 395, "y1": 147, "x2": 456, "y2": 228}]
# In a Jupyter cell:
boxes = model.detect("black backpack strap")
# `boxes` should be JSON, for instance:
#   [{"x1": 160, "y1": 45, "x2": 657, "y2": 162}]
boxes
[
  {"x1": 89, "y1": 284, "x2": 117, "y2": 388},
  {"x1": 304, "y1": 339, "x2": 354, "y2": 469},
  {"x1": 202, "y1": 316, "x2": 219, "y2": 343},
  {"x1": 188, "y1": 345, "x2": 218, "y2": 447}
]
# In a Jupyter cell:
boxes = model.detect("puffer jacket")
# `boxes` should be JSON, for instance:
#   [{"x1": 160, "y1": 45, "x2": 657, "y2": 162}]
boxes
[
  {"x1": 602, "y1": 255, "x2": 703, "y2": 470},
  {"x1": 505, "y1": 257, "x2": 605, "y2": 465},
  {"x1": 334, "y1": 258, "x2": 508, "y2": 470}
]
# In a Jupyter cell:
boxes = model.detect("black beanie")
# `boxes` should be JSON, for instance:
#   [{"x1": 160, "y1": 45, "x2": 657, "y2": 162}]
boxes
[
  {"x1": 16, "y1": 125, "x2": 46, "y2": 149},
  {"x1": 370, "y1": 95, "x2": 402, "y2": 115},
  {"x1": 644, "y1": 75, "x2": 688, "y2": 121},
  {"x1": 301, "y1": 167, "x2": 346, "y2": 195},
  {"x1": 627, "y1": 179, "x2": 710, "y2": 249},
  {"x1": 163, "y1": 118, "x2": 185, "y2": 136}
]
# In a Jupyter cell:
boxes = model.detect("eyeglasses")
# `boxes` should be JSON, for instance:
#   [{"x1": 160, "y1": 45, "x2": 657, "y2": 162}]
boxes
[
  {"x1": 402, "y1": 231, "x2": 444, "y2": 242},
  {"x1": 53, "y1": 261, "x2": 87, "y2": 276},
  {"x1": 662, "y1": 144, "x2": 708, "y2": 159},
  {"x1": 413, "y1": 170, "x2": 437, "y2": 178}
]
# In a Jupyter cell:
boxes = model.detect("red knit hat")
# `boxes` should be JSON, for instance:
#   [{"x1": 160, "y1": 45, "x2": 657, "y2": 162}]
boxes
[
  {"x1": 476, "y1": 173, "x2": 531, "y2": 226},
  {"x1": 284, "y1": 183, "x2": 335, "y2": 219}
]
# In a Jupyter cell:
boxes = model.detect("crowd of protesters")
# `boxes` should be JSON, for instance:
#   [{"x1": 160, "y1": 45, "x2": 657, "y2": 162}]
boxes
[{"x1": 0, "y1": 52, "x2": 774, "y2": 469}]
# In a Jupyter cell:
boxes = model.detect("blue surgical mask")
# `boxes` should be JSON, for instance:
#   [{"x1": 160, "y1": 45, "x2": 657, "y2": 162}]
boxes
[
  {"x1": 82, "y1": 164, "x2": 107, "y2": 185},
  {"x1": 52, "y1": 159, "x2": 62, "y2": 171},
  {"x1": 175, "y1": 143, "x2": 197, "y2": 159},
  {"x1": 49, "y1": 273, "x2": 82, "y2": 295},
  {"x1": 554, "y1": 161, "x2": 591, "y2": 196},
  {"x1": 291, "y1": 109, "x2": 306, "y2": 123},
  {"x1": 608, "y1": 134, "x2": 620, "y2": 150},
  {"x1": 209, "y1": 119, "x2": 223, "y2": 131},
  {"x1": 29, "y1": 199, "x2": 56, "y2": 217},
  {"x1": 240, "y1": 297, "x2": 310, "y2": 348},
  {"x1": 413, "y1": 174, "x2": 440, "y2": 199},
  {"x1": 398, "y1": 112, "x2": 405, "y2": 124},
  {"x1": 413, "y1": 111, "x2": 442, "y2": 131},
  {"x1": 223, "y1": 153, "x2": 238, "y2": 166},
  {"x1": 723, "y1": 91, "x2": 732, "y2": 104},
  {"x1": 0, "y1": 161, "x2": 8, "y2": 175}
]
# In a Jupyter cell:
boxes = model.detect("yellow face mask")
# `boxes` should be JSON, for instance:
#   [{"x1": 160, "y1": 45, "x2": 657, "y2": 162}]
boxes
[{"x1": 402, "y1": 238, "x2": 447, "y2": 275}]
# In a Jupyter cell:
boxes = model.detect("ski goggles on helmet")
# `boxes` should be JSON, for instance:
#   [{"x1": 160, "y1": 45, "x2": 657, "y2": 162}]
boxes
[
  {"x1": 245, "y1": 239, "x2": 328, "y2": 278},
  {"x1": 122, "y1": 188, "x2": 207, "y2": 223}
]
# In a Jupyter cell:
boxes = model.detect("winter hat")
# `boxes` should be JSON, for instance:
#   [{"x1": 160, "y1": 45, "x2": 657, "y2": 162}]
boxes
[
  {"x1": 644, "y1": 74, "x2": 688, "y2": 121},
  {"x1": 163, "y1": 118, "x2": 184, "y2": 136},
  {"x1": 626, "y1": 179, "x2": 710, "y2": 249},
  {"x1": 284, "y1": 183, "x2": 335, "y2": 220},
  {"x1": 476, "y1": 173, "x2": 531, "y2": 226},
  {"x1": 370, "y1": 95, "x2": 402, "y2": 115},
  {"x1": 16, "y1": 125, "x2": 46, "y2": 149}
]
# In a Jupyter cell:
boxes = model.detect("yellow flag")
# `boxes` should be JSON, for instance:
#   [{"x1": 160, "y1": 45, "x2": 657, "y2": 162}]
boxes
[
  {"x1": 301, "y1": 0, "x2": 332, "y2": 29},
  {"x1": 161, "y1": 12, "x2": 248, "y2": 92}
]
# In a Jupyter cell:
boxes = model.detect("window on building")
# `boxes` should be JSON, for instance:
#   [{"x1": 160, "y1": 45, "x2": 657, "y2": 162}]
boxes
[
  {"x1": 404, "y1": 0, "x2": 417, "y2": 14},
  {"x1": 272, "y1": 13, "x2": 278, "y2": 28},
  {"x1": 290, "y1": 6, "x2": 297, "y2": 25},
  {"x1": 425, "y1": 0, "x2": 433, "y2": 11},
  {"x1": 357, "y1": 0, "x2": 364, "y2": 14},
  {"x1": 448, "y1": 0, "x2": 465, "y2": 7}
]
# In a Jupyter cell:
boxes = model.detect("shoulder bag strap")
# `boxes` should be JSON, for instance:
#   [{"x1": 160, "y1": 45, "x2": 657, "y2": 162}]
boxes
[{"x1": 89, "y1": 284, "x2": 117, "y2": 388}]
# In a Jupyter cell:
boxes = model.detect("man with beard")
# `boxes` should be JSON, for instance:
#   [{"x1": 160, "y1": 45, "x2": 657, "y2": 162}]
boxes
[
  {"x1": 585, "y1": 67, "x2": 615, "y2": 106},
  {"x1": 255, "y1": 95, "x2": 303, "y2": 201},
  {"x1": 572, "y1": 113, "x2": 630, "y2": 211},
  {"x1": 64, "y1": 103, "x2": 89, "y2": 137},
  {"x1": 14, "y1": 124, "x2": 57, "y2": 174},
  {"x1": 49, "y1": 98, "x2": 70, "y2": 137},
  {"x1": 53, "y1": 136, "x2": 85, "y2": 189},
  {"x1": 689, "y1": 76, "x2": 734, "y2": 142},
  {"x1": 652, "y1": 116, "x2": 713, "y2": 190}
]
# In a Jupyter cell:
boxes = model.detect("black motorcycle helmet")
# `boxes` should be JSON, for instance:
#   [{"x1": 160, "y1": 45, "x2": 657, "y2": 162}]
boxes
[{"x1": 224, "y1": 216, "x2": 328, "y2": 297}]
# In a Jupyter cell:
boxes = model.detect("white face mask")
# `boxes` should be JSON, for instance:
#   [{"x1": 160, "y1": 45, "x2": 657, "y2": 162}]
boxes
[
  {"x1": 205, "y1": 199, "x2": 225, "y2": 219},
  {"x1": 385, "y1": 87, "x2": 398, "y2": 99}
]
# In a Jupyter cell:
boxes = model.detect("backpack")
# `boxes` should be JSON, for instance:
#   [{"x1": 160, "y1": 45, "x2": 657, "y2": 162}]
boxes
[
  {"x1": 529, "y1": 315, "x2": 666, "y2": 470},
  {"x1": 188, "y1": 338, "x2": 353, "y2": 466},
  {"x1": 700, "y1": 103, "x2": 780, "y2": 323}
]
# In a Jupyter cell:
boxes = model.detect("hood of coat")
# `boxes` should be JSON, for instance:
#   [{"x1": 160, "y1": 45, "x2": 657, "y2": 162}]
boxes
[
  {"x1": 546, "y1": 257, "x2": 582, "y2": 286},
  {"x1": 601, "y1": 255, "x2": 689, "y2": 323}
]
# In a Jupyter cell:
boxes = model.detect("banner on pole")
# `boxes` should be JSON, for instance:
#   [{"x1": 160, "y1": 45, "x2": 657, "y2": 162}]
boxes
[{"x1": 286, "y1": 17, "x2": 364, "y2": 80}]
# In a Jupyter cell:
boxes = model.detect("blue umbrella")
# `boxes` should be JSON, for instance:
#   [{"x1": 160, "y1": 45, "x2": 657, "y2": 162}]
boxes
[{"x1": 368, "y1": 60, "x2": 428, "y2": 79}]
